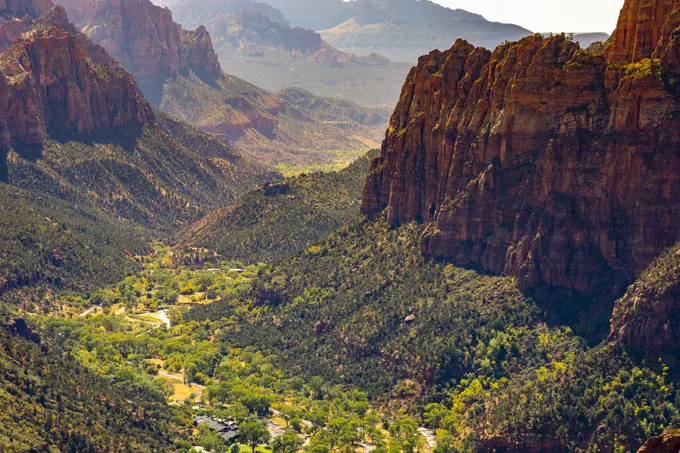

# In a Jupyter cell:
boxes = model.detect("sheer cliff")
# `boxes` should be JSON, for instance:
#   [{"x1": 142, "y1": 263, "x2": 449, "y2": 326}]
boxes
[{"x1": 362, "y1": 0, "x2": 680, "y2": 295}]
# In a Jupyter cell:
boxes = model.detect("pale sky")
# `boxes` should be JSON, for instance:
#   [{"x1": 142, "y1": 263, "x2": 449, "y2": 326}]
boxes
[{"x1": 431, "y1": 0, "x2": 625, "y2": 33}]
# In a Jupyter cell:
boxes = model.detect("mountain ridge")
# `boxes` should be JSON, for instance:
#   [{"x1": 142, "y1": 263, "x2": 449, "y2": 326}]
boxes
[{"x1": 56, "y1": 0, "x2": 389, "y2": 164}]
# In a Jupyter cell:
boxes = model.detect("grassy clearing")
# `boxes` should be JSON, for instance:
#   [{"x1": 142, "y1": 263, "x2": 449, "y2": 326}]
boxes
[{"x1": 276, "y1": 149, "x2": 368, "y2": 177}]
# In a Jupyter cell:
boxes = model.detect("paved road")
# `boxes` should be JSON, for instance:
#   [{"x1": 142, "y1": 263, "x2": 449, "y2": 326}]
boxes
[
  {"x1": 148, "y1": 310, "x2": 171, "y2": 328},
  {"x1": 78, "y1": 305, "x2": 102, "y2": 317},
  {"x1": 157, "y1": 371, "x2": 206, "y2": 389}
]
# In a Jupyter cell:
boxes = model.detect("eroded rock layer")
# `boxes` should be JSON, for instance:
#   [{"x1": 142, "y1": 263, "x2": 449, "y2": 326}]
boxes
[
  {"x1": 55, "y1": 0, "x2": 221, "y2": 78},
  {"x1": 0, "y1": 5, "x2": 152, "y2": 148},
  {"x1": 637, "y1": 432, "x2": 680, "y2": 453},
  {"x1": 362, "y1": 0, "x2": 680, "y2": 292}
]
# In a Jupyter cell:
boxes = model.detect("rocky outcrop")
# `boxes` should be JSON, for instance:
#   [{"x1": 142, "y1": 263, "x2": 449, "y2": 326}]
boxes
[
  {"x1": 362, "y1": 0, "x2": 680, "y2": 292},
  {"x1": 637, "y1": 432, "x2": 680, "y2": 453},
  {"x1": 0, "y1": 16, "x2": 31, "y2": 49},
  {"x1": 0, "y1": 13, "x2": 152, "y2": 147},
  {"x1": 55, "y1": 0, "x2": 221, "y2": 78},
  {"x1": 180, "y1": 25, "x2": 220, "y2": 75},
  {"x1": 0, "y1": 0, "x2": 52, "y2": 19},
  {"x1": 609, "y1": 241, "x2": 680, "y2": 354},
  {"x1": 608, "y1": 0, "x2": 680, "y2": 64}
]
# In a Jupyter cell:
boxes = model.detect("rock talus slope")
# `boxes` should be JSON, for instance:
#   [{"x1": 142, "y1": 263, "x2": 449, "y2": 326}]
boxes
[{"x1": 362, "y1": 0, "x2": 680, "y2": 293}]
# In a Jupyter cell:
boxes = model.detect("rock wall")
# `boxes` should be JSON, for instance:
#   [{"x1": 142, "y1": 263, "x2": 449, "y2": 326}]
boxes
[
  {"x1": 0, "y1": 0, "x2": 53, "y2": 19},
  {"x1": 55, "y1": 0, "x2": 221, "y2": 78},
  {"x1": 0, "y1": 8, "x2": 153, "y2": 148},
  {"x1": 362, "y1": 0, "x2": 680, "y2": 292},
  {"x1": 609, "y1": 240, "x2": 680, "y2": 354},
  {"x1": 637, "y1": 432, "x2": 680, "y2": 453}
]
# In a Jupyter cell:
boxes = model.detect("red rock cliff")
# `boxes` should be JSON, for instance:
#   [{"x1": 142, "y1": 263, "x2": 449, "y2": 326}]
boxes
[
  {"x1": 55, "y1": 0, "x2": 221, "y2": 78},
  {"x1": 0, "y1": 7, "x2": 153, "y2": 147},
  {"x1": 362, "y1": 0, "x2": 680, "y2": 292},
  {"x1": 636, "y1": 432, "x2": 680, "y2": 453}
]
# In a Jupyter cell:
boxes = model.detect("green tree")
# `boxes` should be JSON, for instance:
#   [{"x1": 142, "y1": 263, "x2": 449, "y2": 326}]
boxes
[
  {"x1": 239, "y1": 418, "x2": 271, "y2": 453},
  {"x1": 271, "y1": 430, "x2": 304, "y2": 453},
  {"x1": 389, "y1": 417, "x2": 423, "y2": 453},
  {"x1": 185, "y1": 363, "x2": 198, "y2": 384}
]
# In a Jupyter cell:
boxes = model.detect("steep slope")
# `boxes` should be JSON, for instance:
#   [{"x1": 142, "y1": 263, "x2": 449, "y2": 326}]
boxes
[
  {"x1": 152, "y1": 0, "x2": 411, "y2": 107},
  {"x1": 0, "y1": 0, "x2": 53, "y2": 19},
  {"x1": 159, "y1": 69, "x2": 384, "y2": 166},
  {"x1": 0, "y1": 318, "x2": 184, "y2": 451},
  {"x1": 0, "y1": 5, "x2": 277, "y2": 297},
  {"x1": 609, "y1": 240, "x2": 680, "y2": 356},
  {"x1": 0, "y1": 184, "x2": 147, "y2": 300},
  {"x1": 179, "y1": 150, "x2": 377, "y2": 265},
  {"x1": 361, "y1": 0, "x2": 680, "y2": 297},
  {"x1": 56, "y1": 0, "x2": 389, "y2": 163},
  {"x1": 188, "y1": 217, "x2": 679, "y2": 452}
]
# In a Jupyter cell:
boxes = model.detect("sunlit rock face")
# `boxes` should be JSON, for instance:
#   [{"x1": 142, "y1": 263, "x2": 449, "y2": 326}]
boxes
[{"x1": 362, "y1": 0, "x2": 680, "y2": 293}]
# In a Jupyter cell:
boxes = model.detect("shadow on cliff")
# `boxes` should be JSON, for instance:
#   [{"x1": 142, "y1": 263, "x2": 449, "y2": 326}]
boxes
[
  {"x1": 525, "y1": 283, "x2": 626, "y2": 346},
  {"x1": 47, "y1": 122, "x2": 145, "y2": 153}
]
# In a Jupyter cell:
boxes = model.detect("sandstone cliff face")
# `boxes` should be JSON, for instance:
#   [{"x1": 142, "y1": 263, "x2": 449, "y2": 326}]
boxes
[
  {"x1": 637, "y1": 432, "x2": 680, "y2": 453},
  {"x1": 609, "y1": 241, "x2": 680, "y2": 353},
  {"x1": 55, "y1": 0, "x2": 221, "y2": 78},
  {"x1": 0, "y1": 13, "x2": 152, "y2": 147},
  {"x1": 362, "y1": 0, "x2": 680, "y2": 293}
]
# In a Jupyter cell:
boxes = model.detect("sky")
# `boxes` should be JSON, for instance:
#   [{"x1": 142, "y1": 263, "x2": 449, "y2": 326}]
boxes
[{"x1": 432, "y1": 0, "x2": 624, "y2": 33}]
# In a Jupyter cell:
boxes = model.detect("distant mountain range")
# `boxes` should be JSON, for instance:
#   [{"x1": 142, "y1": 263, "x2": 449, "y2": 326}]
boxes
[
  {"x1": 55, "y1": 0, "x2": 390, "y2": 164},
  {"x1": 239, "y1": 0, "x2": 531, "y2": 62},
  {"x1": 151, "y1": 0, "x2": 412, "y2": 106}
]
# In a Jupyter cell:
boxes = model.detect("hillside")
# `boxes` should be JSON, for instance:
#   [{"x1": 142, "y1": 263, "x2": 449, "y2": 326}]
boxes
[
  {"x1": 609, "y1": 240, "x2": 680, "y2": 356},
  {"x1": 160, "y1": 70, "x2": 385, "y2": 166},
  {"x1": 320, "y1": 16, "x2": 531, "y2": 63},
  {"x1": 0, "y1": 316, "x2": 186, "y2": 451},
  {"x1": 56, "y1": 0, "x2": 390, "y2": 164},
  {"x1": 152, "y1": 0, "x2": 412, "y2": 107},
  {"x1": 179, "y1": 150, "x2": 377, "y2": 265},
  {"x1": 187, "y1": 219, "x2": 680, "y2": 452},
  {"x1": 0, "y1": 4, "x2": 277, "y2": 298}
]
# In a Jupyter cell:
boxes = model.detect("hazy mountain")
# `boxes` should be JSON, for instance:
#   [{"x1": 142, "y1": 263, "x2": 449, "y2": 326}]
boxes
[
  {"x1": 321, "y1": 0, "x2": 531, "y2": 62},
  {"x1": 150, "y1": 0, "x2": 412, "y2": 107},
  {"x1": 572, "y1": 32, "x2": 611, "y2": 47},
  {"x1": 55, "y1": 0, "x2": 390, "y2": 165},
  {"x1": 243, "y1": 0, "x2": 532, "y2": 62}
]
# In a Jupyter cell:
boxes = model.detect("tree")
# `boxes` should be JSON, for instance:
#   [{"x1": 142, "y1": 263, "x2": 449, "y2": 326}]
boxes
[
  {"x1": 271, "y1": 430, "x2": 304, "y2": 453},
  {"x1": 185, "y1": 363, "x2": 198, "y2": 384},
  {"x1": 279, "y1": 406, "x2": 295, "y2": 427},
  {"x1": 239, "y1": 418, "x2": 271, "y2": 453},
  {"x1": 389, "y1": 417, "x2": 423, "y2": 453}
]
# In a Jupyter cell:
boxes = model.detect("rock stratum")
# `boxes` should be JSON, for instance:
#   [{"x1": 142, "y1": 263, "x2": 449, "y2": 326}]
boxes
[
  {"x1": 637, "y1": 432, "x2": 680, "y2": 453},
  {"x1": 362, "y1": 0, "x2": 680, "y2": 295},
  {"x1": 0, "y1": 4, "x2": 152, "y2": 181},
  {"x1": 55, "y1": 0, "x2": 220, "y2": 79}
]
